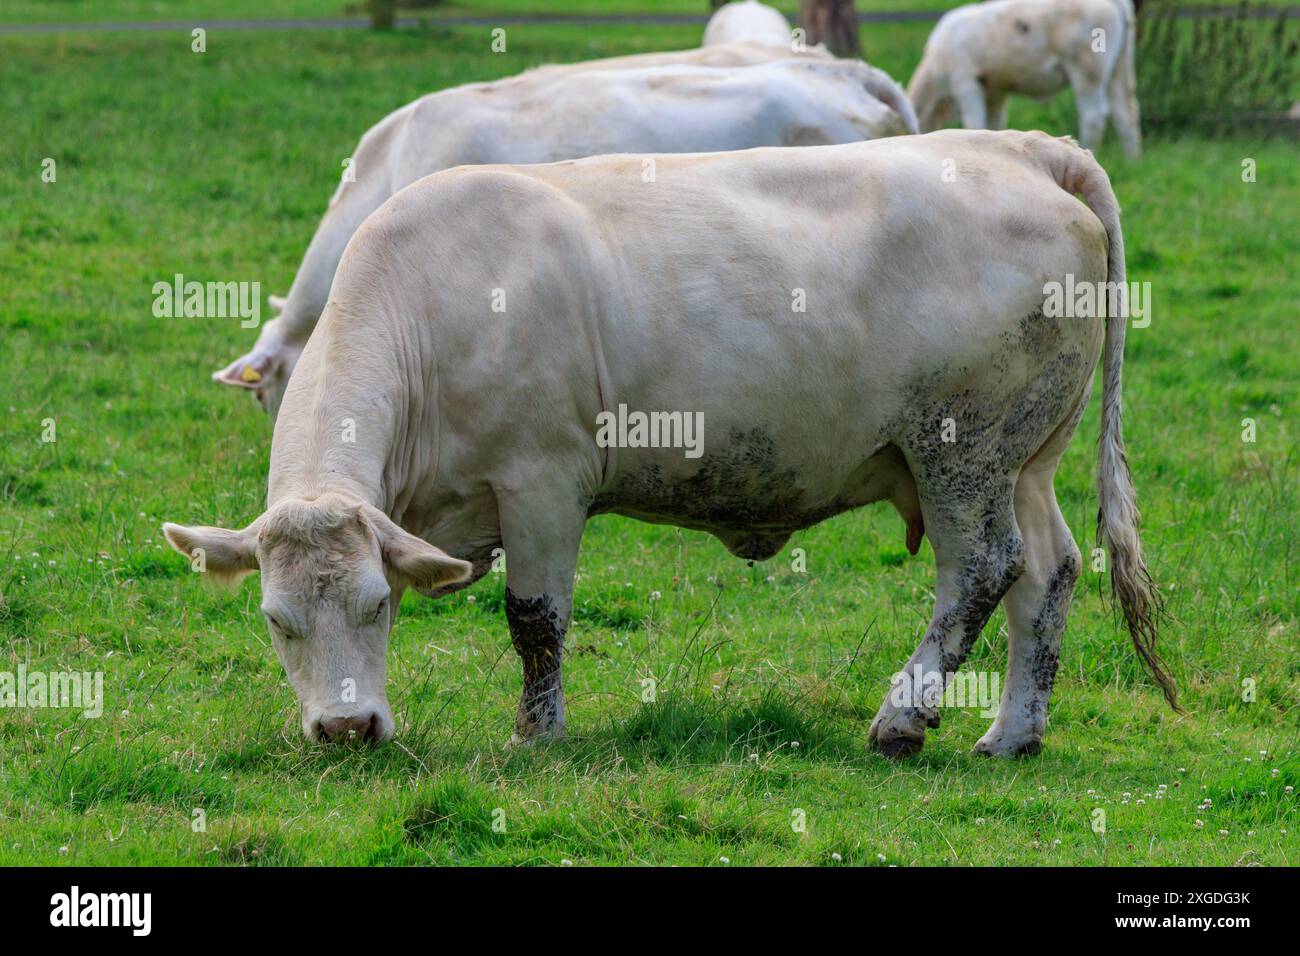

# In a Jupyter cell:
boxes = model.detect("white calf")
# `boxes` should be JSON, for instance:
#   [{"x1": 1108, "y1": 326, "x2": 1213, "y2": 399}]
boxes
[{"x1": 909, "y1": 0, "x2": 1140, "y2": 157}]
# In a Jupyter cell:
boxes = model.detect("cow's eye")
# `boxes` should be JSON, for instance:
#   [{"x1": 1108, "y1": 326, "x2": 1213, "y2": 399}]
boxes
[
  {"x1": 371, "y1": 596, "x2": 388, "y2": 624},
  {"x1": 264, "y1": 611, "x2": 291, "y2": 637}
]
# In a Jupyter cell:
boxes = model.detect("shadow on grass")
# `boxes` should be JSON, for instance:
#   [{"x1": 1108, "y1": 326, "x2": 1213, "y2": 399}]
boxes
[{"x1": 597, "y1": 688, "x2": 860, "y2": 767}]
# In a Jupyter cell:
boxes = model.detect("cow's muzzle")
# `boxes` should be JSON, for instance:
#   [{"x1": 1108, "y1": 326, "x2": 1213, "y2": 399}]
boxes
[{"x1": 310, "y1": 710, "x2": 387, "y2": 745}]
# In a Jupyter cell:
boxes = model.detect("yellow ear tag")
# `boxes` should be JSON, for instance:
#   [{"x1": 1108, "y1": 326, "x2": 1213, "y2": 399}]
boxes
[{"x1": 240, "y1": 366, "x2": 262, "y2": 383}]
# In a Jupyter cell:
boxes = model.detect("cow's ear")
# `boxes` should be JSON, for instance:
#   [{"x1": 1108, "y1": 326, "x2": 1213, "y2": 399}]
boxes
[
  {"x1": 162, "y1": 522, "x2": 260, "y2": 584},
  {"x1": 212, "y1": 350, "x2": 273, "y2": 390},
  {"x1": 364, "y1": 508, "x2": 473, "y2": 591}
]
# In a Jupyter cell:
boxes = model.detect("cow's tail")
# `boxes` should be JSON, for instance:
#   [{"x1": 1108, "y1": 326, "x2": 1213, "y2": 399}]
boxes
[
  {"x1": 1037, "y1": 133, "x2": 1181, "y2": 713},
  {"x1": 862, "y1": 64, "x2": 920, "y2": 134}
]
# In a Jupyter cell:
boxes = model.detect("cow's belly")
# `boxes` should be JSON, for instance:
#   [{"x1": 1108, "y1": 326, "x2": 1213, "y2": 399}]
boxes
[
  {"x1": 591, "y1": 422, "x2": 918, "y2": 557},
  {"x1": 982, "y1": 58, "x2": 1067, "y2": 98},
  {"x1": 1013, "y1": 62, "x2": 1068, "y2": 98}
]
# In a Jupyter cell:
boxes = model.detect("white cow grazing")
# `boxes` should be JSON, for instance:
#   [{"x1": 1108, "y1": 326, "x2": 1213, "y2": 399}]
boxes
[
  {"x1": 215, "y1": 55, "x2": 915, "y2": 418},
  {"x1": 909, "y1": 0, "x2": 1140, "y2": 157},
  {"x1": 527, "y1": 35, "x2": 828, "y2": 75},
  {"x1": 703, "y1": 0, "x2": 795, "y2": 48},
  {"x1": 168, "y1": 129, "x2": 1178, "y2": 754}
]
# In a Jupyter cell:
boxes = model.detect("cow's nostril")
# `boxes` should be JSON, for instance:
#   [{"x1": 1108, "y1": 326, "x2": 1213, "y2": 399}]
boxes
[{"x1": 319, "y1": 712, "x2": 378, "y2": 744}]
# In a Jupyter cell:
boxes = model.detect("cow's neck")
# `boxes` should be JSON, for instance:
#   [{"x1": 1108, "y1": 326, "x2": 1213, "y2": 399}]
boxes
[{"x1": 267, "y1": 358, "x2": 408, "y2": 516}]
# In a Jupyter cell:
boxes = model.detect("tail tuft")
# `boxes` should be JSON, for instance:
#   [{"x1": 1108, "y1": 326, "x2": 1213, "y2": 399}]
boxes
[{"x1": 1097, "y1": 428, "x2": 1182, "y2": 713}]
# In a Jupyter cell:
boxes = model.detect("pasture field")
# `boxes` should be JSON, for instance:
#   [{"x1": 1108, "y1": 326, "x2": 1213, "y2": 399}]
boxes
[{"x1": 0, "y1": 20, "x2": 1297, "y2": 866}]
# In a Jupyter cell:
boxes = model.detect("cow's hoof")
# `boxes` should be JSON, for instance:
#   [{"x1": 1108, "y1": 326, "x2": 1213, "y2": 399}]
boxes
[
  {"x1": 871, "y1": 734, "x2": 925, "y2": 758},
  {"x1": 973, "y1": 732, "x2": 1043, "y2": 757},
  {"x1": 868, "y1": 713, "x2": 926, "y2": 758},
  {"x1": 506, "y1": 728, "x2": 564, "y2": 749}
]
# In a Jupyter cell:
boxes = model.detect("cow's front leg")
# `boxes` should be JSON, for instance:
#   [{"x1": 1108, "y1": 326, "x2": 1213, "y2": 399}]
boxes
[
  {"x1": 498, "y1": 489, "x2": 585, "y2": 746},
  {"x1": 505, "y1": 589, "x2": 570, "y2": 743},
  {"x1": 951, "y1": 76, "x2": 989, "y2": 130}
]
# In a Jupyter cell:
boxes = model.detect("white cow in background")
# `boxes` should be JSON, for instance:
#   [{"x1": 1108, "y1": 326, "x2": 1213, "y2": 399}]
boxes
[
  {"x1": 908, "y1": 0, "x2": 1140, "y2": 157},
  {"x1": 703, "y1": 0, "x2": 796, "y2": 48},
  {"x1": 526, "y1": 36, "x2": 828, "y2": 76},
  {"x1": 215, "y1": 56, "x2": 917, "y2": 417},
  {"x1": 167, "y1": 129, "x2": 1177, "y2": 753}
]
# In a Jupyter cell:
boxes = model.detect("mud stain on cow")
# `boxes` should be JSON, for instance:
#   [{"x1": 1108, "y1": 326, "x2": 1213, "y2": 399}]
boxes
[
  {"x1": 505, "y1": 589, "x2": 566, "y2": 737},
  {"x1": 997, "y1": 307, "x2": 1063, "y2": 364},
  {"x1": 1024, "y1": 555, "x2": 1079, "y2": 719},
  {"x1": 505, "y1": 590, "x2": 565, "y2": 660},
  {"x1": 931, "y1": 532, "x2": 1026, "y2": 677},
  {"x1": 895, "y1": 310, "x2": 1089, "y2": 684},
  {"x1": 591, "y1": 426, "x2": 861, "y2": 556}
]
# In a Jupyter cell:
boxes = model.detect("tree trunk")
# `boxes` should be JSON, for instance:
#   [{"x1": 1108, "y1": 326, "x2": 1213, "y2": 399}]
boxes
[
  {"x1": 369, "y1": 0, "x2": 396, "y2": 30},
  {"x1": 799, "y1": 0, "x2": 861, "y2": 57}
]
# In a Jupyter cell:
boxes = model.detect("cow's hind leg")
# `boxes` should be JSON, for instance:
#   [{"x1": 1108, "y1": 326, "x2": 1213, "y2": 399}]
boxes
[
  {"x1": 497, "y1": 487, "x2": 586, "y2": 746},
  {"x1": 869, "y1": 312, "x2": 1099, "y2": 757},
  {"x1": 973, "y1": 466, "x2": 1080, "y2": 756},
  {"x1": 1066, "y1": 62, "x2": 1111, "y2": 152},
  {"x1": 974, "y1": 395, "x2": 1087, "y2": 756},
  {"x1": 868, "y1": 467, "x2": 1025, "y2": 757},
  {"x1": 1106, "y1": 61, "x2": 1141, "y2": 159}
]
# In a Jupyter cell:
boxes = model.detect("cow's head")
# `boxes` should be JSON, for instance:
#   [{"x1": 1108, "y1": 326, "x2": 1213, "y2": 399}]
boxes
[
  {"x1": 212, "y1": 309, "x2": 301, "y2": 421},
  {"x1": 164, "y1": 494, "x2": 472, "y2": 744}
]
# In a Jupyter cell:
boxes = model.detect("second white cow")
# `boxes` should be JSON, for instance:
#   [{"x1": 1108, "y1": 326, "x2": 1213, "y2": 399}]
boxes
[
  {"x1": 215, "y1": 56, "x2": 916, "y2": 418},
  {"x1": 908, "y1": 0, "x2": 1140, "y2": 157}
]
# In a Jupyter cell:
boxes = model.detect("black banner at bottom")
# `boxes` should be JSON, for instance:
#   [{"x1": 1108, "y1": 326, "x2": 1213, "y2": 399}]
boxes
[{"x1": 0, "y1": 865, "x2": 1279, "y2": 940}]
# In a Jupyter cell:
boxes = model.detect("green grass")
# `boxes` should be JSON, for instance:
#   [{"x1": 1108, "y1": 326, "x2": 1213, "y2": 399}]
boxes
[{"x1": 0, "y1": 21, "x2": 1297, "y2": 866}]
